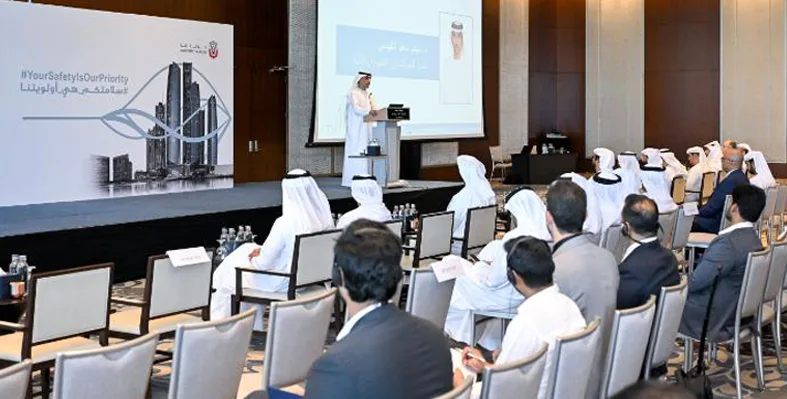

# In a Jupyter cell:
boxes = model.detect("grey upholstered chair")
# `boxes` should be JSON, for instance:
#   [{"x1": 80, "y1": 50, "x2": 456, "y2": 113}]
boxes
[
  {"x1": 543, "y1": 318, "x2": 602, "y2": 399},
  {"x1": 642, "y1": 278, "x2": 688, "y2": 379},
  {"x1": 479, "y1": 343, "x2": 548, "y2": 399},
  {"x1": 0, "y1": 359, "x2": 32, "y2": 399},
  {"x1": 601, "y1": 296, "x2": 657, "y2": 397},
  {"x1": 405, "y1": 268, "x2": 455, "y2": 329}
]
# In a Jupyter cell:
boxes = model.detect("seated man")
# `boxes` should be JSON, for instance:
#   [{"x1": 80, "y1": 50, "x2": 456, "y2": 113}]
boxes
[
  {"x1": 455, "y1": 236, "x2": 586, "y2": 398},
  {"x1": 692, "y1": 152, "x2": 749, "y2": 233},
  {"x1": 447, "y1": 155, "x2": 497, "y2": 254},
  {"x1": 304, "y1": 219, "x2": 453, "y2": 399},
  {"x1": 546, "y1": 180, "x2": 619, "y2": 397},
  {"x1": 684, "y1": 146, "x2": 708, "y2": 203},
  {"x1": 744, "y1": 151, "x2": 777, "y2": 190},
  {"x1": 336, "y1": 175, "x2": 392, "y2": 229},
  {"x1": 679, "y1": 185, "x2": 766, "y2": 341},
  {"x1": 617, "y1": 194, "x2": 680, "y2": 310}
]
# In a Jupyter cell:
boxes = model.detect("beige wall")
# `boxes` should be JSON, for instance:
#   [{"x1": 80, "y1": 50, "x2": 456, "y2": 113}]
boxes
[
  {"x1": 721, "y1": 0, "x2": 787, "y2": 162},
  {"x1": 499, "y1": 0, "x2": 529, "y2": 155},
  {"x1": 586, "y1": 0, "x2": 644, "y2": 156}
]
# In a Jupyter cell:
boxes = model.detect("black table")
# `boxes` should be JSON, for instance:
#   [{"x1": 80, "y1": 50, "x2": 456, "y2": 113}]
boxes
[{"x1": 511, "y1": 153, "x2": 578, "y2": 184}]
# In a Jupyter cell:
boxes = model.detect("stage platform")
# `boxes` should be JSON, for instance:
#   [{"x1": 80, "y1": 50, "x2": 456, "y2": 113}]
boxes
[{"x1": 0, "y1": 178, "x2": 462, "y2": 282}]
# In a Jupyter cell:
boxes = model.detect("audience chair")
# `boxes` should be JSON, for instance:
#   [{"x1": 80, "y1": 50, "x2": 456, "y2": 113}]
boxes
[
  {"x1": 405, "y1": 268, "x2": 456, "y2": 329},
  {"x1": 601, "y1": 296, "x2": 657, "y2": 397},
  {"x1": 489, "y1": 146, "x2": 512, "y2": 180},
  {"x1": 671, "y1": 207, "x2": 695, "y2": 269},
  {"x1": 543, "y1": 317, "x2": 601, "y2": 399},
  {"x1": 0, "y1": 359, "x2": 32, "y2": 399},
  {"x1": 110, "y1": 253, "x2": 212, "y2": 340},
  {"x1": 52, "y1": 333, "x2": 158, "y2": 399},
  {"x1": 775, "y1": 185, "x2": 787, "y2": 234},
  {"x1": 233, "y1": 229, "x2": 341, "y2": 318},
  {"x1": 658, "y1": 209, "x2": 679, "y2": 250},
  {"x1": 435, "y1": 376, "x2": 474, "y2": 399},
  {"x1": 758, "y1": 187, "x2": 779, "y2": 243},
  {"x1": 384, "y1": 219, "x2": 404, "y2": 240},
  {"x1": 685, "y1": 195, "x2": 732, "y2": 274},
  {"x1": 671, "y1": 176, "x2": 687, "y2": 205},
  {"x1": 261, "y1": 289, "x2": 336, "y2": 390},
  {"x1": 642, "y1": 278, "x2": 688, "y2": 379},
  {"x1": 0, "y1": 264, "x2": 113, "y2": 399},
  {"x1": 401, "y1": 211, "x2": 454, "y2": 271},
  {"x1": 680, "y1": 248, "x2": 771, "y2": 399},
  {"x1": 479, "y1": 343, "x2": 548, "y2": 399},
  {"x1": 601, "y1": 224, "x2": 631, "y2": 263},
  {"x1": 759, "y1": 237, "x2": 787, "y2": 371},
  {"x1": 168, "y1": 308, "x2": 256, "y2": 399},
  {"x1": 699, "y1": 172, "x2": 716, "y2": 206},
  {"x1": 453, "y1": 205, "x2": 497, "y2": 258}
]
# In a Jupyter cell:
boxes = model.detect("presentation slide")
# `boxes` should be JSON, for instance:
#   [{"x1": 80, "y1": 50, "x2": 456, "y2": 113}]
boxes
[
  {"x1": 0, "y1": 2, "x2": 234, "y2": 207},
  {"x1": 315, "y1": 0, "x2": 483, "y2": 143}
]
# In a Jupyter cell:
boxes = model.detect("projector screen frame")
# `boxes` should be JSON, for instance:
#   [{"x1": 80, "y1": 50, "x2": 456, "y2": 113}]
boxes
[{"x1": 305, "y1": 0, "x2": 488, "y2": 147}]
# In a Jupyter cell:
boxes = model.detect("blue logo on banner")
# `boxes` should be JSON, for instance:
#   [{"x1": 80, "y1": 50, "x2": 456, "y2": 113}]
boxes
[{"x1": 336, "y1": 25, "x2": 439, "y2": 80}]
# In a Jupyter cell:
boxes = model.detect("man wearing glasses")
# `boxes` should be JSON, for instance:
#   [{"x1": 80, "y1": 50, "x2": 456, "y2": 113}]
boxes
[{"x1": 692, "y1": 152, "x2": 750, "y2": 233}]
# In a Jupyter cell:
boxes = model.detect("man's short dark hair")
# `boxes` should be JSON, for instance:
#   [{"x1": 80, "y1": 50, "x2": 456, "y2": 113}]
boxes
[
  {"x1": 504, "y1": 236, "x2": 554, "y2": 288},
  {"x1": 621, "y1": 194, "x2": 660, "y2": 236},
  {"x1": 546, "y1": 180, "x2": 587, "y2": 234},
  {"x1": 733, "y1": 184, "x2": 766, "y2": 223},
  {"x1": 334, "y1": 219, "x2": 403, "y2": 303},
  {"x1": 611, "y1": 381, "x2": 694, "y2": 399}
]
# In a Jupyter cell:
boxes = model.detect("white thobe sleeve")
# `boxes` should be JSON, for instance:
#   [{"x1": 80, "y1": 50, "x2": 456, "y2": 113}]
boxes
[
  {"x1": 348, "y1": 91, "x2": 371, "y2": 117},
  {"x1": 484, "y1": 245, "x2": 511, "y2": 289},
  {"x1": 370, "y1": 93, "x2": 379, "y2": 111},
  {"x1": 686, "y1": 168, "x2": 701, "y2": 192},
  {"x1": 250, "y1": 219, "x2": 289, "y2": 271}
]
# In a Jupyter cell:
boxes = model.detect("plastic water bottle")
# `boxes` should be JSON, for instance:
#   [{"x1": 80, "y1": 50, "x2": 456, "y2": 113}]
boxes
[
  {"x1": 17, "y1": 256, "x2": 28, "y2": 279},
  {"x1": 8, "y1": 255, "x2": 19, "y2": 274}
]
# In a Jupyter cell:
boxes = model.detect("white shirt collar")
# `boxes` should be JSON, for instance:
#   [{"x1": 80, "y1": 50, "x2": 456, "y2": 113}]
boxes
[
  {"x1": 517, "y1": 285, "x2": 559, "y2": 313},
  {"x1": 718, "y1": 221, "x2": 754, "y2": 236},
  {"x1": 621, "y1": 236, "x2": 659, "y2": 262},
  {"x1": 336, "y1": 302, "x2": 383, "y2": 341}
]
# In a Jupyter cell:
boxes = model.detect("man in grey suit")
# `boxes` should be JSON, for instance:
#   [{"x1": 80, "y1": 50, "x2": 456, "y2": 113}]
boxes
[
  {"x1": 680, "y1": 184, "x2": 766, "y2": 340},
  {"x1": 545, "y1": 180, "x2": 619, "y2": 398},
  {"x1": 304, "y1": 219, "x2": 453, "y2": 399}
]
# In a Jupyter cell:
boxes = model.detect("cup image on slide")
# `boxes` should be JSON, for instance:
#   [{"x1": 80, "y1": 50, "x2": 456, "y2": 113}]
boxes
[{"x1": 439, "y1": 12, "x2": 473, "y2": 105}]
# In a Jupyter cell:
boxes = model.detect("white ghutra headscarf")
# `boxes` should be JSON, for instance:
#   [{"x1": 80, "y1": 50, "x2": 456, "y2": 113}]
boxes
[
  {"x1": 337, "y1": 175, "x2": 392, "y2": 229},
  {"x1": 561, "y1": 172, "x2": 603, "y2": 236},
  {"x1": 704, "y1": 141, "x2": 723, "y2": 172},
  {"x1": 615, "y1": 151, "x2": 643, "y2": 196},
  {"x1": 502, "y1": 188, "x2": 551, "y2": 242},
  {"x1": 282, "y1": 169, "x2": 335, "y2": 232},
  {"x1": 447, "y1": 155, "x2": 497, "y2": 238},
  {"x1": 744, "y1": 151, "x2": 777, "y2": 189},
  {"x1": 660, "y1": 149, "x2": 688, "y2": 180}
]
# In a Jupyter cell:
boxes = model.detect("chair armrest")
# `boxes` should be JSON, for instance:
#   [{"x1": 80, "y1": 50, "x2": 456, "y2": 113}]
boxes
[
  {"x1": 451, "y1": 237, "x2": 465, "y2": 242},
  {"x1": 0, "y1": 321, "x2": 24, "y2": 332},
  {"x1": 235, "y1": 267, "x2": 291, "y2": 277},
  {"x1": 111, "y1": 297, "x2": 146, "y2": 307}
]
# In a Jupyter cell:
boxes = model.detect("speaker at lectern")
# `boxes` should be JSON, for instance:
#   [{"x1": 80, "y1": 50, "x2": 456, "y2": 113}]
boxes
[{"x1": 364, "y1": 105, "x2": 410, "y2": 186}]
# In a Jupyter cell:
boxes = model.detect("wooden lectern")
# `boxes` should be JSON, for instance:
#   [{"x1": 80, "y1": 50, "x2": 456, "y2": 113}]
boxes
[{"x1": 364, "y1": 107, "x2": 410, "y2": 186}]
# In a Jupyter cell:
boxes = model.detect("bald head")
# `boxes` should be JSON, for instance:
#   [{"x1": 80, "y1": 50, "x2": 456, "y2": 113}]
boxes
[
  {"x1": 723, "y1": 152, "x2": 743, "y2": 172},
  {"x1": 621, "y1": 194, "x2": 659, "y2": 238}
]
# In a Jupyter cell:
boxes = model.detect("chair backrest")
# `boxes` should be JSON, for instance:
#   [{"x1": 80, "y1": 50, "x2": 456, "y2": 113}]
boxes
[
  {"x1": 760, "y1": 186, "x2": 780, "y2": 224},
  {"x1": 644, "y1": 278, "x2": 688, "y2": 372},
  {"x1": 671, "y1": 206, "x2": 695, "y2": 251},
  {"x1": 489, "y1": 146, "x2": 504, "y2": 163},
  {"x1": 776, "y1": 185, "x2": 787, "y2": 217},
  {"x1": 168, "y1": 308, "x2": 256, "y2": 399},
  {"x1": 29, "y1": 263, "x2": 113, "y2": 345},
  {"x1": 262, "y1": 289, "x2": 337, "y2": 389},
  {"x1": 416, "y1": 211, "x2": 454, "y2": 262},
  {"x1": 737, "y1": 248, "x2": 772, "y2": 321},
  {"x1": 657, "y1": 209, "x2": 679, "y2": 249},
  {"x1": 544, "y1": 318, "x2": 601, "y2": 399},
  {"x1": 601, "y1": 296, "x2": 657, "y2": 397},
  {"x1": 147, "y1": 254, "x2": 212, "y2": 319},
  {"x1": 480, "y1": 343, "x2": 548, "y2": 399},
  {"x1": 763, "y1": 238, "x2": 787, "y2": 303},
  {"x1": 700, "y1": 172, "x2": 716, "y2": 205},
  {"x1": 384, "y1": 219, "x2": 404, "y2": 240},
  {"x1": 405, "y1": 268, "x2": 456, "y2": 329},
  {"x1": 462, "y1": 205, "x2": 497, "y2": 258},
  {"x1": 716, "y1": 170, "x2": 727, "y2": 186},
  {"x1": 717, "y1": 195, "x2": 733, "y2": 232},
  {"x1": 0, "y1": 359, "x2": 31, "y2": 399},
  {"x1": 292, "y1": 229, "x2": 344, "y2": 289},
  {"x1": 435, "y1": 376, "x2": 474, "y2": 399},
  {"x1": 671, "y1": 176, "x2": 687, "y2": 205},
  {"x1": 601, "y1": 224, "x2": 631, "y2": 263},
  {"x1": 53, "y1": 333, "x2": 158, "y2": 399}
]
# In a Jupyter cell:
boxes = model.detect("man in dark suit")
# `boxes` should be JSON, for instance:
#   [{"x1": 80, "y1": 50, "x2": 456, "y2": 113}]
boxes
[
  {"x1": 617, "y1": 194, "x2": 681, "y2": 310},
  {"x1": 692, "y1": 152, "x2": 749, "y2": 233},
  {"x1": 304, "y1": 219, "x2": 453, "y2": 399},
  {"x1": 680, "y1": 184, "x2": 766, "y2": 340}
]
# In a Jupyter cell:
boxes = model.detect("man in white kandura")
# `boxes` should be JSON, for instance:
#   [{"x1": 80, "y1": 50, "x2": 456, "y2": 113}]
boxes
[
  {"x1": 342, "y1": 72, "x2": 379, "y2": 187},
  {"x1": 444, "y1": 188, "x2": 551, "y2": 349},
  {"x1": 615, "y1": 151, "x2": 643, "y2": 196},
  {"x1": 337, "y1": 175, "x2": 392, "y2": 229},
  {"x1": 588, "y1": 148, "x2": 627, "y2": 234},
  {"x1": 685, "y1": 146, "x2": 709, "y2": 203},
  {"x1": 744, "y1": 151, "x2": 777, "y2": 190},
  {"x1": 704, "y1": 141, "x2": 723, "y2": 172},
  {"x1": 211, "y1": 169, "x2": 334, "y2": 330},
  {"x1": 640, "y1": 148, "x2": 678, "y2": 213},
  {"x1": 447, "y1": 155, "x2": 497, "y2": 254},
  {"x1": 660, "y1": 149, "x2": 688, "y2": 182}
]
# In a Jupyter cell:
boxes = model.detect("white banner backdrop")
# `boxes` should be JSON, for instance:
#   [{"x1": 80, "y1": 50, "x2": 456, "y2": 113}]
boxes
[{"x1": 0, "y1": 2, "x2": 234, "y2": 207}]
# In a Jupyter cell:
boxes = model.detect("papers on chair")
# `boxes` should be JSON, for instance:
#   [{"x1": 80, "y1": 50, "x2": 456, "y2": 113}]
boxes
[
  {"x1": 431, "y1": 255, "x2": 470, "y2": 282},
  {"x1": 683, "y1": 202, "x2": 700, "y2": 216},
  {"x1": 450, "y1": 348, "x2": 478, "y2": 380},
  {"x1": 166, "y1": 247, "x2": 211, "y2": 268}
]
